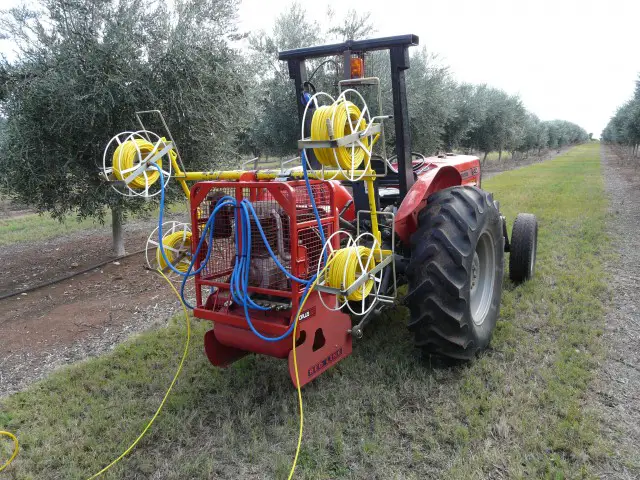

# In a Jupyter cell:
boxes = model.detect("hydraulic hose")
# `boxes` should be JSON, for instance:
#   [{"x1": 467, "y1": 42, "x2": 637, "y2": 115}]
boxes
[
  {"x1": 152, "y1": 164, "x2": 313, "y2": 343},
  {"x1": 0, "y1": 431, "x2": 18, "y2": 473}
]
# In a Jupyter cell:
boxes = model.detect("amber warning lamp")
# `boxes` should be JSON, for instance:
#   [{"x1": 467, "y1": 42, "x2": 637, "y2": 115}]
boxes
[{"x1": 350, "y1": 55, "x2": 364, "y2": 79}]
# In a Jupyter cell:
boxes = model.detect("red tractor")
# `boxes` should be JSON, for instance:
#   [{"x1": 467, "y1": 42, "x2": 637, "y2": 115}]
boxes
[{"x1": 106, "y1": 34, "x2": 538, "y2": 388}]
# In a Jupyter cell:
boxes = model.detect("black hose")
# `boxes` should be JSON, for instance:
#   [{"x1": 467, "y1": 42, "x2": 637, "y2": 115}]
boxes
[
  {"x1": 0, "y1": 249, "x2": 146, "y2": 301},
  {"x1": 339, "y1": 217, "x2": 357, "y2": 232}
]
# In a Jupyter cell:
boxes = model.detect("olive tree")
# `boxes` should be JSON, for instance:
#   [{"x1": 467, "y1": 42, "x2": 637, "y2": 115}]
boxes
[
  {"x1": 0, "y1": 0, "x2": 246, "y2": 255},
  {"x1": 602, "y1": 77, "x2": 640, "y2": 156}
]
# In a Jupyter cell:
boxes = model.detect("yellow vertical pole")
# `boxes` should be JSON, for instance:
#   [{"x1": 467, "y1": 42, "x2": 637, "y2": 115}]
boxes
[
  {"x1": 365, "y1": 176, "x2": 381, "y2": 245},
  {"x1": 170, "y1": 155, "x2": 191, "y2": 199}
]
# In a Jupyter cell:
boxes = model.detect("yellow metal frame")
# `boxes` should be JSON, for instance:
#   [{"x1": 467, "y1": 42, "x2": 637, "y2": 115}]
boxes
[{"x1": 170, "y1": 155, "x2": 382, "y2": 243}]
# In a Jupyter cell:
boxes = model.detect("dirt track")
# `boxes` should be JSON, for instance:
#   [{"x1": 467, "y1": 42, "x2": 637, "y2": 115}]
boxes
[
  {"x1": 0, "y1": 217, "x2": 187, "y2": 397},
  {"x1": 591, "y1": 146, "x2": 640, "y2": 478}
]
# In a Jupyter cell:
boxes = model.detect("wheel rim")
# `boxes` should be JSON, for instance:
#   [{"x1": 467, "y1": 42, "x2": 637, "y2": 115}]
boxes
[
  {"x1": 529, "y1": 228, "x2": 537, "y2": 278},
  {"x1": 470, "y1": 231, "x2": 496, "y2": 326}
]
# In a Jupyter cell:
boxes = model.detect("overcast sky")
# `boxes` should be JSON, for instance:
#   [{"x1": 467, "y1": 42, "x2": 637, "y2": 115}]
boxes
[
  {"x1": 238, "y1": 0, "x2": 639, "y2": 137},
  {"x1": 1, "y1": 0, "x2": 636, "y2": 137}
]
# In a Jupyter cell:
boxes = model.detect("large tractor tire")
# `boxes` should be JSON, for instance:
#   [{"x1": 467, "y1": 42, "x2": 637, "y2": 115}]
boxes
[{"x1": 405, "y1": 186, "x2": 504, "y2": 360}]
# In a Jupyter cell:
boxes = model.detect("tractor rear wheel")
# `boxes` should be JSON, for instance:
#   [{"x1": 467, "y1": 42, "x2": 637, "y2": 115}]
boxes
[{"x1": 405, "y1": 186, "x2": 504, "y2": 360}]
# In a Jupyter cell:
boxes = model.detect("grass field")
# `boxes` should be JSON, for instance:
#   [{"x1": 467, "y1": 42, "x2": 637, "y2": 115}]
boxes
[
  {"x1": 0, "y1": 203, "x2": 188, "y2": 247},
  {"x1": 0, "y1": 144, "x2": 610, "y2": 479},
  {"x1": 0, "y1": 213, "x2": 108, "y2": 246}
]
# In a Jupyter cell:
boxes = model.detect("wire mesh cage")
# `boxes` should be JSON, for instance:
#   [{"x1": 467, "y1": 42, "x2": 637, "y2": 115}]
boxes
[{"x1": 190, "y1": 180, "x2": 337, "y2": 309}]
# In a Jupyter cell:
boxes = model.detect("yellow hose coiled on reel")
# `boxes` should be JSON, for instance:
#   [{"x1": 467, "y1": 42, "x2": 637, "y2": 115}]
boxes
[
  {"x1": 156, "y1": 231, "x2": 192, "y2": 273},
  {"x1": 112, "y1": 138, "x2": 175, "y2": 190},
  {"x1": 326, "y1": 246, "x2": 377, "y2": 301},
  {"x1": 311, "y1": 100, "x2": 371, "y2": 170}
]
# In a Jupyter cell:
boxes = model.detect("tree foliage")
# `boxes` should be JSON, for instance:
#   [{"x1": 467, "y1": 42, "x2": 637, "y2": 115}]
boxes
[
  {"x1": 243, "y1": 6, "x2": 375, "y2": 157},
  {"x1": 0, "y1": 0, "x2": 589, "y2": 236},
  {"x1": 0, "y1": 0, "x2": 246, "y2": 222},
  {"x1": 602, "y1": 76, "x2": 640, "y2": 155},
  {"x1": 243, "y1": 4, "x2": 587, "y2": 160}
]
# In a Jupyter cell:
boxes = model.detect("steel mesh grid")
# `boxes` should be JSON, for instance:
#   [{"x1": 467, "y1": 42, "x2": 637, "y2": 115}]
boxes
[
  {"x1": 196, "y1": 187, "x2": 235, "y2": 281},
  {"x1": 293, "y1": 182, "x2": 332, "y2": 221},
  {"x1": 194, "y1": 182, "x2": 333, "y2": 294},
  {"x1": 296, "y1": 222, "x2": 334, "y2": 287}
]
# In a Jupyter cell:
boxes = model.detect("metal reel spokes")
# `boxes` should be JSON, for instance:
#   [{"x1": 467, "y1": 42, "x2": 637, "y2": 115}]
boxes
[
  {"x1": 146, "y1": 222, "x2": 192, "y2": 278},
  {"x1": 300, "y1": 90, "x2": 376, "y2": 182},
  {"x1": 316, "y1": 231, "x2": 383, "y2": 316},
  {"x1": 102, "y1": 130, "x2": 174, "y2": 198},
  {"x1": 331, "y1": 89, "x2": 374, "y2": 182},
  {"x1": 301, "y1": 91, "x2": 341, "y2": 181}
]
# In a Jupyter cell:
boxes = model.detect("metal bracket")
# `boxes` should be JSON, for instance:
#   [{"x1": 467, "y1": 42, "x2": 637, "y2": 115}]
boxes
[
  {"x1": 357, "y1": 209, "x2": 397, "y2": 306},
  {"x1": 314, "y1": 254, "x2": 394, "y2": 296},
  {"x1": 297, "y1": 122, "x2": 383, "y2": 149},
  {"x1": 135, "y1": 110, "x2": 186, "y2": 174},
  {"x1": 121, "y1": 141, "x2": 174, "y2": 186}
]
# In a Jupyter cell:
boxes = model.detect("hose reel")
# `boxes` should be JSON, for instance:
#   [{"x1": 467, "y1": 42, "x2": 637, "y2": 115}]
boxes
[
  {"x1": 102, "y1": 130, "x2": 176, "y2": 198},
  {"x1": 300, "y1": 89, "x2": 386, "y2": 182},
  {"x1": 316, "y1": 230, "x2": 388, "y2": 316},
  {"x1": 145, "y1": 221, "x2": 193, "y2": 277}
]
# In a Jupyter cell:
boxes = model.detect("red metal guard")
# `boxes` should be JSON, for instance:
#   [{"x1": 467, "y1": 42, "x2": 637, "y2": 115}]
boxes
[{"x1": 190, "y1": 178, "x2": 352, "y2": 387}]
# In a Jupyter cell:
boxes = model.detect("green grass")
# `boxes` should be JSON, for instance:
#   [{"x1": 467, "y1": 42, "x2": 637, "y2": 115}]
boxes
[
  {"x1": 484, "y1": 150, "x2": 514, "y2": 163},
  {"x1": 0, "y1": 213, "x2": 109, "y2": 246},
  {"x1": 0, "y1": 203, "x2": 188, "y2": 247},
  {"x1": 0, "y1": 144, "x2": 610, "y2": 479}
]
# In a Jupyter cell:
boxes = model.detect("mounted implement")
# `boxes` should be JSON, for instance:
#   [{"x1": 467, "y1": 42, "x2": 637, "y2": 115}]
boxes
[{"x1": 101, "y1": 34, "x2": 538, "y2": 387}]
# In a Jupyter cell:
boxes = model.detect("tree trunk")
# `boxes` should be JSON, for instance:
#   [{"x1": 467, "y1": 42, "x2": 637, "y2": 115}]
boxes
[
  {"x1": 498, "y1": 150, "x2": 502, "y2": 162},
  {"x1": 112, "y1": 206, "x2": 125, "y2": 257},
  {"x1": 482, "y1": 151, "x2": 488, "y2": 165}
]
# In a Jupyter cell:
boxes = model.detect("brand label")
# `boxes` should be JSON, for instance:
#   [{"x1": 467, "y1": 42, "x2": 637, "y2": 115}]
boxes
[
  {"x1": 460, "y1": 166, "x2": 479, "y2": 179},
  {"x1": 308, "y1": 347, "x2": 343, "y2": 377},
  {"x1": 298, "y1": 306, "x2": 316, "y2": 321}
]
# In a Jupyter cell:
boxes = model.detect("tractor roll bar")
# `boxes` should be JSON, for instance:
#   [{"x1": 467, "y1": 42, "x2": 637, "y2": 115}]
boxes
[
  {"x1": 277, "y1": 34, "x2": 419, "y2": 60},
  {"x1": 278, "y1": 34, "x2": 419, "y2": 204}
]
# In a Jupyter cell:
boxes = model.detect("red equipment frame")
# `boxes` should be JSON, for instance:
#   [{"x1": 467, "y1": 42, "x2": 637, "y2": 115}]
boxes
[{"x1": 189, "y1": 179, "x2": 352, "y2": 387}]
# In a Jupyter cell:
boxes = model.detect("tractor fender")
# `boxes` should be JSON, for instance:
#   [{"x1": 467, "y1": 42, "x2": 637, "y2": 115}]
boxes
[{"x1": 394, "y1": 166, "x2": 462, "y2": 244}]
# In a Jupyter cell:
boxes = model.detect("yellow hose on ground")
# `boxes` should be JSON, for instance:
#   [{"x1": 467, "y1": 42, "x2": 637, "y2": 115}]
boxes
[
  {"x1": 0, "y1": 269, "x2": 189, "y2": 478},
  {"x1": 87, "y1": 269, "x2": 190, "y2": 479},
  {"x1": 156, "y1": 231, "x2": 192, "y2": 274},
  {"x1": 326, "y1": 246, "x2": 377, "y2": 301},
  {"x1": 112, "y1": 138, "x2": 175, "y2": 190},
  {"x1": 311, "y1": 100, "x2": 371, "y2": 170},
  {"x1": 0, "y1": 431, "x2": 18, "y2": 473},
  {"x1": 288, "y1": 256, "x2": 334, "y2": 480}
]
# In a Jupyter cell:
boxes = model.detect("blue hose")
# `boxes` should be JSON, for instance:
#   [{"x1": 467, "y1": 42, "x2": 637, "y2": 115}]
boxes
[
  {"x1": 301, "y1": 150, "x2": 328, "y2": 264},
  {"x1": 152, "y1": 163, "x2": 328, "y2": 342}
]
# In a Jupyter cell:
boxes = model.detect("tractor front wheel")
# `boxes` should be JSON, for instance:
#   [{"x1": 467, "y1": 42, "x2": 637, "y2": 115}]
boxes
[
  {"x1": 405, "y1": 186, "x2": 504, "y2": 360},
  {"x1": 509, "y1": 213, "x2": 538, "y2": 283}
]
